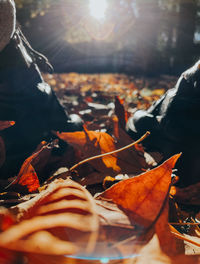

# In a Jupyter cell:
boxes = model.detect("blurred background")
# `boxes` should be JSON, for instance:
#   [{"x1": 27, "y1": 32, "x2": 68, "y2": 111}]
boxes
[{"x1": 15, "y1": 0, "x2": 200, "y2": 76}]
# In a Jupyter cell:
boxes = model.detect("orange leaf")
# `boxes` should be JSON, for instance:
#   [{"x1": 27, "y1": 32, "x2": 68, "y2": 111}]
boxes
[
  {"x1": 18, "y1": 164, "x2": 39, "y2": 193},
  {"x1": 115, "y1": 96, "x2": 128, "y2": 130},
  {"x1": 98, "y1": 154, "x2": 181, "y2": 228},
  {"x1": 57, "y1": 129, "x2": 121, "y2": 173},
  {"x1": 57, "y1": 128, "x2": 152, "y2": 183},
  {"x1": 155, "y1": 197, "x2": 184, "y2": 255},
  {"x1": 14, "y1": 151, "x2": 41, "y2": 193}
]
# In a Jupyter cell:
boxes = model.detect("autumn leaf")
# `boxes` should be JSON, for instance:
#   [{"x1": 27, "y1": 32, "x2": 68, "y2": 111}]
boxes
[
  {"x1": 9, "y1": 141, "x2": 70, "y2": 194},
  {"x1": 129, "y1": 199, "x2": 196, "y2": 263},
  {"x1": 155, "y1": 196, "x2": 184, "y2": 255},
  {"x1": 115, "y1": 127, "x2": 154, "y2": 175},
  {"x1": 0, "y1": 179, "x2": 99, "y2": 256},
  {"x1": 115, "y1": 96, "x2": 128, "y2": 130},
  {"x1": 11, "y1": 150, "x2": 41, "y2": 193},
  {"x1": 97, "y1": 154, "x2": 181, "y2": 228},
  {"x1": 57, "y1": 128, "x2": 121, "y2": 174},
  {"x1": 57, "y1": 128, "x2": 152, "y2": 187},
  {"x1": 85, "y1": 154, "x2": 183, "y2": 261},
  {"x1": 17, "y1": 164, "x2": 39, "y2": 193}
]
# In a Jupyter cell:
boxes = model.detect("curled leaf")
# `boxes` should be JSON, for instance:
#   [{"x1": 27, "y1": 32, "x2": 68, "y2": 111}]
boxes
[{"x1": 11, "y1": 151, "x2": 41, "y2": 193}]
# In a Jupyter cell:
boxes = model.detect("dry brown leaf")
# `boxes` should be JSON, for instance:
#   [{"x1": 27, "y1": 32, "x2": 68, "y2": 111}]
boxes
[
  {"x1": 11, "y1": 150, "x2": 41, "y2": 193},
  {"x1": 128, "y1": 200, "x2": 196, "y2": 263},
  {"x1": 115, "y1": 96, "x2": 128, "y2": 130},
  {"x1": 155, "y1": 197, "x2": 184, "y2": 255},
  {"x1": 57, "y1": 128, "x2": 121, "y2": 174},
  {"x1": 93, "y1": 181, "x2": 185, "y2": 263},
  {"x1": 115, "y1": 128, "x2": 153, "y2": 175},
  {"x1": 9, "y1": 141, "x2": 69, "y2": 194},
  {"x1": 31, "y1": 141, "x2": 76, "y2": 181},
  {"x1": 98, "y1": 154, "x2": 181, "y2": 228},
  {"x1": 0, "y1": 179, "x2": 99, "y2": 256},
  {"x1": 57, "y1": 128, "x2": 152, "y2": 186},
  {"x1": 89, "y1": 155, "x2": 184, "y2": 261}
]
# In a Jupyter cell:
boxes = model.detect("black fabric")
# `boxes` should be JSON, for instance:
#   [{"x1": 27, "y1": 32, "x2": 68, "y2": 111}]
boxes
[
  {"x1": 126, "y1": 60, "x2": 200, "y2": 186},
  {"x1": 0, "y1": 29, "x2": 75, "y2": 178}
]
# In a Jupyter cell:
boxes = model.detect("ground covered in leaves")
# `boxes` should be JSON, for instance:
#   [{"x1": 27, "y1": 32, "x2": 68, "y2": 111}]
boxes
[{"x1": 0, "y1": 73, "x2": 200, "y2": 264}]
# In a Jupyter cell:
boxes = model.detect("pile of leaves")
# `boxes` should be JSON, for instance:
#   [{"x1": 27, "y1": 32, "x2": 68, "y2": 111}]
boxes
[{"x1": 0, "y1": 73, "x2": 200, "y2": 264}]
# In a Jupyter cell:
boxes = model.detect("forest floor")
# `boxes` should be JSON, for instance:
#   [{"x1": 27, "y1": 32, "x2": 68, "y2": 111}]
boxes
[
  {"x1": 44, "y1": 73, "x2": 177, "y2": 130},
  {"x1": 0, "y1": 73, "x2": 200, "y2": 264}
]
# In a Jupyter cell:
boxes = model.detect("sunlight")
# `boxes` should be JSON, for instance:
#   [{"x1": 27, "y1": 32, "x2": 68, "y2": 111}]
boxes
[{"x1": 89, "y1": 0, "x2": 108, "y2": 20}]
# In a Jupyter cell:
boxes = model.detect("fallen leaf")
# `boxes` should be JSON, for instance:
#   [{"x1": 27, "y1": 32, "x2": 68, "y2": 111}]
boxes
[
  {"x1": 97, "y1": 154, "x2": 181, "y2": 228},
  {"x1": 57, "y1": 128, "x2": 121, "y2": 174},
  {"x1": 12, "y1": 151, "x2": 41, "y2": 193},
  {"x1": 115, "y1": 128, "x2": 153, "y2": 175},
  {"x1": 17, "y1": 164, "x2": 39, "y2": 193},
  {"x1": 92, "y1": 154, "x2": 184, "y2": 261},
  {"x1": 57, "y1": 128, "x2": 152, "y2": 186},
  {"x1": 0, "y1": 179, "x2": 99, "y2": 256},
  {"x1": 115, "y1": 96, "x2": 128, "y2": 130},
  {"x1": 155, "y1": 197, "x2": 184, "y2": 255},
  {"x1": 9, "y1": 141, "x2": 72, "y2": 194},
  {"x1": 30, "y1": 140, "x2": 76, "y2": 183}
]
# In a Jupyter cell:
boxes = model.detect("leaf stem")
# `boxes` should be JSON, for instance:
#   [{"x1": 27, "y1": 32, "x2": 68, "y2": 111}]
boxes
[
  {"x1": 170, "y1": 222, "x2": 200, "y2": 226},
  {"x1": 69, "y1": 131, "x2": 150, "y2": 172}
]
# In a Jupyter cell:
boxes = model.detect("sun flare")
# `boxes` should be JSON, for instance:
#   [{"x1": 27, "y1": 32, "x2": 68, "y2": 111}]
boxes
[{"x1": 89, "y1": 0, "x2": 108, "y2": 20}]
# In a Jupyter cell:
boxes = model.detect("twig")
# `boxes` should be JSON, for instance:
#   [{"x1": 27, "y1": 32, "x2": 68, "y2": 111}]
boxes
[
  {"x1": 171, "y1": 231, "x2": 200, "y2": 247},
  {"x1": 69, "y1": 131, "x2": 150, "y2": 171},
  {"x1": 170, "y1": 224, "x2": 200, "y2": 247}
]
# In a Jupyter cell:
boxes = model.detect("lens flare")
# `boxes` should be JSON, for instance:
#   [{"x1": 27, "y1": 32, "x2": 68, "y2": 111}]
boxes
[{"x1": 89, "y1": 0, "x2": 107, "y2": 20}]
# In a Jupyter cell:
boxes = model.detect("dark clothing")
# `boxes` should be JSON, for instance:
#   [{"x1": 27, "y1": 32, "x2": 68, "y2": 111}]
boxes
[
  {"x1": 126, "y1": 60, "x2": 200, "y2": 186},
  {"x1": 0, "y1": 28, "x2": 82, "y2": 178}
]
